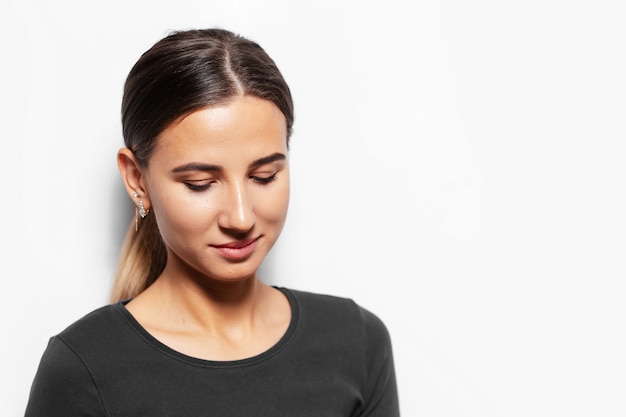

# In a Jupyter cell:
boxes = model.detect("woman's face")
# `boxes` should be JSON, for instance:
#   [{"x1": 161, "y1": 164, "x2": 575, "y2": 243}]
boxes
[{"x1": 142, "y1": 96, "x2": 290, "y2": 284}]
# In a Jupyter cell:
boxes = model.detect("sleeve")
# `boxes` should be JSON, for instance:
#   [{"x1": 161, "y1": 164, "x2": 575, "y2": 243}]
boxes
[
  {"x1": 357, "y1": 307, "x2": 400, "y2": 417},
  {"x1": 25, "y1": 336, "x2": 108, "y2": 417}
]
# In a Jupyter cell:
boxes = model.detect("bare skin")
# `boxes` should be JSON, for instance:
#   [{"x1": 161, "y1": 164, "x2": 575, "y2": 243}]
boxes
[
  {"x1": 117, "y1": 96, "x2": 291, "y2": 361},
  {"x1": 125, "y1": 277, "x2": 290, "y2": 361}
]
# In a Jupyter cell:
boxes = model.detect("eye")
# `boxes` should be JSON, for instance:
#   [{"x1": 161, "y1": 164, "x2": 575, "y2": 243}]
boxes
[
  {"x1": 184, "y1": 181, "x2": 214, "y2": 192},
  {"x1": 251, "y1": 173, "x2": 278, "y2": 185}
]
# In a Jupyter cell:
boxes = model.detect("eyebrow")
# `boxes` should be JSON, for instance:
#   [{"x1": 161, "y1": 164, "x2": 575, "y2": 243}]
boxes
[
  {"x1": 250, "y1": 152, "x2": 286, "y2": 168},
  {"x1": 171, "y1": 152, "x2": 286, "y2": 174}
]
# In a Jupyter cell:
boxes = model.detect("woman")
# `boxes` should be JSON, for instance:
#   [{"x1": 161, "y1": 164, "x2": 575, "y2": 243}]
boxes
[{"x1": 25, "y1": 28, "x2": 399, "y2": 416}]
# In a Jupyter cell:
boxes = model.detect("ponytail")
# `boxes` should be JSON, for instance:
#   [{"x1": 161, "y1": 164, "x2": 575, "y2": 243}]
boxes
[{"x1": 110, "y1": 212, "x2": 167, "y2": 302}]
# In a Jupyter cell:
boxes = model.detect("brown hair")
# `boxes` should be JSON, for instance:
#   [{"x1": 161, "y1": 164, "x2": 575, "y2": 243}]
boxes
[{"x1": 111, "y1": 28, "x2": 294, "y2": 302}]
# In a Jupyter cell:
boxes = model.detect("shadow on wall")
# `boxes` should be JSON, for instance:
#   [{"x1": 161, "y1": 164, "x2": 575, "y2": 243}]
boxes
[
  {"x1": 258, "y1": 249, "x2": 279, "y2": 287},
  {"x1": 108, "y1": 176, "x2": 135, "y2": 284}
]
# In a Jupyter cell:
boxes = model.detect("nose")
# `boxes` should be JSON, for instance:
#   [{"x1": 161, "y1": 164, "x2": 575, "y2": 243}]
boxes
[{"x1": 217, "y1": 181, "x2": 255, "y2": 234}]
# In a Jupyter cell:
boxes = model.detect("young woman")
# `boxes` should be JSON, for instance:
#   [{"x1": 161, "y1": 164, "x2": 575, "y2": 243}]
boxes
[{"x1": 25, "y1": 28, "x2": 399, "y2": 416}]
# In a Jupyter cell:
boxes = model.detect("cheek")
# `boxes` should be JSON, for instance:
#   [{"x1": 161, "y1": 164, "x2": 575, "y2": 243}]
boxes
[
  {"x1": 255, "y1": 181, "x2": 290, "y2": 225},
  {"x1": 150, "y1": 187, "x2": 217, "y2": 242}
]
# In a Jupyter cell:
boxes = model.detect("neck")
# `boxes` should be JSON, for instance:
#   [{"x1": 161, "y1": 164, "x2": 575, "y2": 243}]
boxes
[
  {"x1": 124, "y1": 262, "x2": 291, "y2": 361},
  {"x1": 153, "y1": 267, "x2": 268, "y2": 332}
]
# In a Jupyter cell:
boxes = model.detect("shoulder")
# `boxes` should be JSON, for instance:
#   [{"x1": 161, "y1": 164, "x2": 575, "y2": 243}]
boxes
[
  {"x1": 33, "y1": 303, "x2": 122, "y2": 369},
  {"x1": 285, "y1": 287, "x2": 357, "y2": 310},
  {"x1": 24, "y1": 304, "x2": 123, "y2": 416},
  {"x1": 26, "y1": 336, "x2": 105, "y2": 413},
  {"x1": 57, "y1": 303, "x2": 128, "y2": 347},
  {"x1": 283, "y1": 287, "x2": 360, "y2": 323},
  {"x1": 281, "y1": 287, "x2": 392, "y2": 347},
  {"x1": 60, "y1": 303, "x2": 124, "y2": 331},
  {"x1": 285, "y1": 287, "x2": 387, "y2": 320},
  {"x1": 42, "y1": 302, "x2": 142, "y2": 373}
]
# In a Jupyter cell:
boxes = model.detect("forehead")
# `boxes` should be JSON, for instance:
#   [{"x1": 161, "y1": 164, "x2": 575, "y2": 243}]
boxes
[{"x1": 151, "y1": 96, "x2": 288, "y2": 166}]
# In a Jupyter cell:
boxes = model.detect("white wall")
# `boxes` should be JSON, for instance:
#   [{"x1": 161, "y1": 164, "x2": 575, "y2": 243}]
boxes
[{"x1": 2, "y1": 0, "x2": 625, "y2": 416}]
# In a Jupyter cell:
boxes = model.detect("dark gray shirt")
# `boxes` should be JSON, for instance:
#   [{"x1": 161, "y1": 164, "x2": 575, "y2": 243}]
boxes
[{"x1": 25, "y1": 288, "x2": 399, "y2": 416}]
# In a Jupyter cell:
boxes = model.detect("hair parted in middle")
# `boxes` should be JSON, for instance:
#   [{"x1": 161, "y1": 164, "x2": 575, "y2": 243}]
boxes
[{"x1": 112, "y1": 28, "x2": 294, "y2": 302}]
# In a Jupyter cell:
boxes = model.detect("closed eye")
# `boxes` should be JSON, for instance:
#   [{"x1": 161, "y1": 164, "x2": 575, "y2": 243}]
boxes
[
  {"x1": 251, "y1": 173, "x2": 278, "y2": 184},
  {"x1": 184, "y1": 181, "x2": 214, "y2": 192}
]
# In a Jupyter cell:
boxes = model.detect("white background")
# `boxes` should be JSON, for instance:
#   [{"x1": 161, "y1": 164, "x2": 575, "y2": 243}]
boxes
[{"x1": 2, "y1": 0, "x2": 625, "y2": 416}]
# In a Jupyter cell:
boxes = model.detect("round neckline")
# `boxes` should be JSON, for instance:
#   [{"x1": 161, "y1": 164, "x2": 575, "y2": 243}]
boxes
[{"x1": 115, "y1": 286, "x2": 299, "y2": 368}]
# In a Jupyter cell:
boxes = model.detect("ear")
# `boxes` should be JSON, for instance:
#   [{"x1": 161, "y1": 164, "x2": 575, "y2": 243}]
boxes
[{"x1": 117, "y1": 148, "x2": 151, "y2": 210}]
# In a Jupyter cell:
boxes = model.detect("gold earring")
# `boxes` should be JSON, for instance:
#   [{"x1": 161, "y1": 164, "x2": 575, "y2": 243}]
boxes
[{"x1": 132, "y1": 191, "x2": 149, "y2": 231}]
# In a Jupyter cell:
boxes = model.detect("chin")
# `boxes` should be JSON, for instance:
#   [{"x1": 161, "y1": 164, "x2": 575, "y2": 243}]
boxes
[{"x1": 205, "y1": 262, "x2": 261, "y2": 283}]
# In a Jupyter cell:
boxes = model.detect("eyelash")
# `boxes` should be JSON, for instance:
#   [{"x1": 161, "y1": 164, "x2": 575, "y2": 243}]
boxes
[
  {"x1": 184, "y1": 174, "x2": 277, "y2": 192},
  {"x1": 251, "y1": 173, "x2": 278, "y2": 185},
  {"x1": 184, "y1": 182, "x2": 213, "y2": 192}
]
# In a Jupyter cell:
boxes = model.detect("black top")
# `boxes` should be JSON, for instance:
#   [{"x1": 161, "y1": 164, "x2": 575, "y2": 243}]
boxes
[{"x1": 25, "y1": 288, "x2": 399, "y2": 416}]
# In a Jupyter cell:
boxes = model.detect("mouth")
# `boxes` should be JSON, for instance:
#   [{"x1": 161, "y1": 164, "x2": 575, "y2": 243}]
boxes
[{"x1": 210, "y1": 237, "x2": 259, "y2": 260}]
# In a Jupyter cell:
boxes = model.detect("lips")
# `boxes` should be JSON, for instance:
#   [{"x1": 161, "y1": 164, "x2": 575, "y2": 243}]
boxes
[{"x1": 210, "y1": 237, "x2": 259, "y2": 260}]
